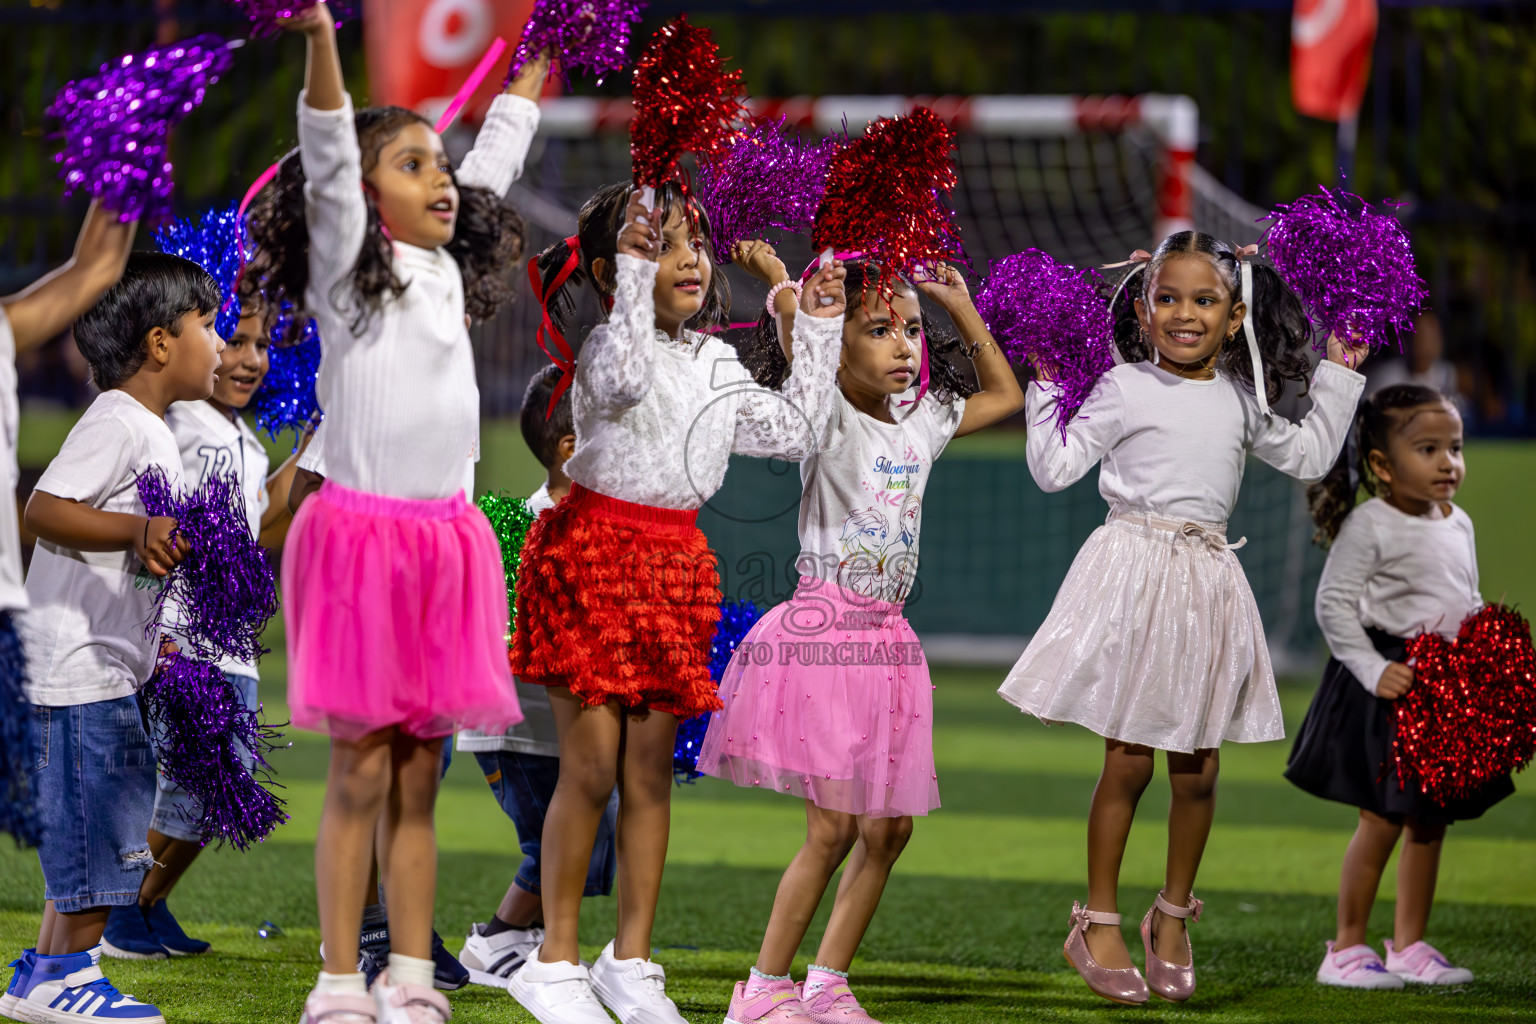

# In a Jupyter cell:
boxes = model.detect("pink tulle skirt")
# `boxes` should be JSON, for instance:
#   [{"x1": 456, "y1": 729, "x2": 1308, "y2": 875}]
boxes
[
  {"x1": 283, "y1": 481, "x2": 521, "y2": 741},
  {"x1": 698, "y1": 576, "x2": 938, "y2": 818}
]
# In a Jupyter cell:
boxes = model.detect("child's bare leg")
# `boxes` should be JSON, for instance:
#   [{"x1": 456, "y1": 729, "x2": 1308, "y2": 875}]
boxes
[
  {"x1": 315, "y1": 729, "x2": 394, "y2": 975},
  {"x1": 1085, "y1": 740, "x2": 1155, "y2": 969},
  {"x1": 540, "y1": 689, "x2": 621, "y2": 965},
  {"x1": 1335, "y1": 809, "x2": 1402, "y2": 948},
  {"x1": 495, "y1": 884, "x2": 544, "y2": 929},
  {"x1": 1154, "y1": 748, "x2": 1219, "y2": 965},
  {"x1": 754, "y1": 803, "x2": 859, "y2": 976},
  {"x1": 809, "y1": 815, "x2": 914, "y2": 973},
  {"x1": 137, "y1": 831, "x2": 202, "y2": 905},
  {"x1": 1393, "y1": 817, "x2": 1446, "y2": 948},
  {"x1": 41, "y1": 907, "x2": 110, "y2": 957},
  {"x1": 376, "y1": 734, "x2": 445, "y2": 962},
  {"x1": 613, "y1": 707, "x2": 679, "y2": 961}
]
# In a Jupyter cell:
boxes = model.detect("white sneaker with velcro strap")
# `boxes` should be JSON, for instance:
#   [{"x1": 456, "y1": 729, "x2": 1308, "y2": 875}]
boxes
[
  {"x1": 588, "y1": 942, "x2": 687, "y2": 1024},
  {"x1": 508, "y1": 948, "x2": 614, "y2": 1024}
]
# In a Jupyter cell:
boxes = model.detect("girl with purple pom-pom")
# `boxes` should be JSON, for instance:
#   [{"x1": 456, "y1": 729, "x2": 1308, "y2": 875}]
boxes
[
  {"x1": 697, "y1": 257, "x2": 1023, "y2": 1024},
  {"x1": 242, "y1": 4, "x2": 549, "y2": 1021},
  {"x1": 998, "y1": 232, "x2": 1369, "y2": 1006}
]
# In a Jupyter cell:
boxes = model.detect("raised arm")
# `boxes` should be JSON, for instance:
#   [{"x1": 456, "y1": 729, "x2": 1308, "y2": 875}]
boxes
[
  {"x1": 1025, "y1": 371, "x2": 1124, "y2": 492},
  {"x1": 915, "y1": 264, "x2": 1024, "y2": 438},
  {"x1": 1249, "y1": 357, "x2": 1366, "y2": 483},
  {"x1": 578, "y1": 192, "x2": 662, "y2": 416},
  {"x1": 1315, "y1": 511, "x2": 1395, "y2": 696},
  {"x1": 1, "y1": 201, "x2": 136, "y2": 353},
  {"x1": 455, "y1": 52, "x2": 546, "y2": 196}
]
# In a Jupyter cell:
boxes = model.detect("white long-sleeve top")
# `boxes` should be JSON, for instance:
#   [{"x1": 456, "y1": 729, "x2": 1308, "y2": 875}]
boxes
[
  {"x1": 1315, "y1": 498, "x2": 1481, "y2": 694},
  {"x1": 564, "y1": 255, "x2": 843, "y2": 510},
  {"x1": 1026, "y1": 359, "x2": 1365, "y2": 523},
  {"x1": 298, "y1": 91, "x2": 539, "y2": 501}
]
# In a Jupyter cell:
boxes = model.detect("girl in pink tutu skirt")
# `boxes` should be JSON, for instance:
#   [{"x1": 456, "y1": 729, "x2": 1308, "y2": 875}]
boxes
[
  {"x1": 699, "y1": 258, "x2": 1024, "y2": 1024},
  {"x1": 998, "y1": 232, "x2": 1369, "y2": 1006},
  {"x1": 245, "y1": 6, "x2": 545, "y2": 1021}
]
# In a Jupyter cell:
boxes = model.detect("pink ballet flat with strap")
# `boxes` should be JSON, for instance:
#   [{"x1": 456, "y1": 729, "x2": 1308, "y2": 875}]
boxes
[
  {"x1": 1063, "y1": 902, "x2": 1148, "y2": 1005},
  {"x1": 1140, "y1": 890, "x2": 1203, "y2": 1002},
  {"x1": 300, "y1": 990, "x2": 378, "y2": 1023}
]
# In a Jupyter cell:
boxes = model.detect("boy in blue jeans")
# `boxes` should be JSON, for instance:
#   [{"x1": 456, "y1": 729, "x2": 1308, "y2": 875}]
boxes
[
  {"x1": 3, "y1": 252, "x2": 224, "y2": 1023},
  {"x1": 457, "y1": 365, "x2": 619, "y2": 986}
]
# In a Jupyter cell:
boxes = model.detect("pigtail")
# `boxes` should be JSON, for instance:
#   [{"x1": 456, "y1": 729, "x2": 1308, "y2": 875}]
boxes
[
  {"x1": 451, "y1": 185, "x2": 525, "y2": 323},
  {"x1": 1228, "y1": 262, "x2": 1311, "y2": 406},
  {"x1": 1307, "y1": 401, "x2": 1368, "y2": 546},
  {"x1": 243, "y1": 149, "x2": 312, "y2": 344},
  {"x1": 738, "y1": 308, "x2": 791, "y2": 388},
  {"x1": 1103, "y1": 264, "x2": 1151, "y2": 364}
]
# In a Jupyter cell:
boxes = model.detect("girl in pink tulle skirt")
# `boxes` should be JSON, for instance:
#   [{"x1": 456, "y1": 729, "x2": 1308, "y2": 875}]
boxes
[{"x1": 699, "y1": 259, "x2": 1023, "y2": 1024}]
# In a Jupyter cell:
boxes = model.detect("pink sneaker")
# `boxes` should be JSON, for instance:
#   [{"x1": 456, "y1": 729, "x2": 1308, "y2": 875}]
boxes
[
  {"x1": 1316, "y1": 942, "x2": 1404, "y2": 990},
  {"x1": 724, "y1": 978, "x2": 819, "y2": 1023},
  {"x1": 796, "y1": 979, "x2": 881, "y2": 1024},
  {"x1": 1384, "y1": 940, "x2": 1474, "y2": 985}
]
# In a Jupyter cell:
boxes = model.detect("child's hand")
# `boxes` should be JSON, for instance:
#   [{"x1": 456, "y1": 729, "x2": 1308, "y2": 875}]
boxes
[
  {"x1": 137, "y1": 516, "x2": 190, "y2": 578},
  {"x1": 1375, "y1": 662, "x2": 1414, "y2": 700},
  {"x1": 1030, "y1": 356, "x2": 1060, "y2": 383},
  {"x1": 277, "y1": 0, "x2": 334, "y2": 34},
  {"x1": 732, "y1": 241, "x2": 789, "y2": 288},
  {"x1": 913, "y1": 262, "x2": 973, "y2": 312},
  {"x1": 802, "y1": 258, "x2": 846, "y2": 319},
  {"x1": 616, "y1": 189, "x2": 659, "y2": 262},
  {"x1": 1327, "y1": 331, "x2": 1370, "y2": 371}
]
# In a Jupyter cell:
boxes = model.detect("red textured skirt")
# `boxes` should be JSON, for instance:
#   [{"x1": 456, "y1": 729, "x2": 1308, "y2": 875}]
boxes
[{"x1": 509, "y1": 483, "x2": 722, "y2": 718}]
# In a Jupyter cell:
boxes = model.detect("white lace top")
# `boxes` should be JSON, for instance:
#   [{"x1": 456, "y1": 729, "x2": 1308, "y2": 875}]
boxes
[{"x1": 565, "y1": 255, "x2": 844, "y2": 510}]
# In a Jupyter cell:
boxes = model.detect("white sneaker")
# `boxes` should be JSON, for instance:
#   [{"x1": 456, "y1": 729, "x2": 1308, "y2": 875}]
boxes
[
  {"x1": 508, "y1": 948, "x2": 613, "y2": 1024},
  {"x1": 1384, "y1": 940, "x2": 1474, "y2": 985},
  {"x1": 588, "y1": 942, "x2": 687, "y2": 1024},
  {"x1": 370, "y1": 972, "x2": 451, "y2": 1024},
  {"x1": 459, "y1": 923, "x2": 544, "y2": 989},
  {"x1": 1315, "y1": 941, "x2": 1405, "y2": 990}
]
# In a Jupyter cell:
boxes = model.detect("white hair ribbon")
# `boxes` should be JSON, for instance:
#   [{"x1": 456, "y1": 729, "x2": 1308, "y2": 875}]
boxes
[
  {"x1": 1236, "y1": 244, "x2": 1269, "y2": 418},
  {"x1": 1102, "y1": 249, "x2": 1152, "y2": 366}
]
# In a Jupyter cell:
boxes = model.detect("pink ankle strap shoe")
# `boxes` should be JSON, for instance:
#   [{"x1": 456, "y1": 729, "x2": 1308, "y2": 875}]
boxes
[
  {"x1": 796, "y1": 979, "x2": 882, "y2": 1023},
  {"x1": 300, "y1": 991, "x2": 378, "y2": 1023},
  {"x1": 725, "y1": 978, "x2": 818, "y2": 1023},
  {"x1": 1063, "y1": 902, "x2": 1148, "y2": 1005},
  {"x1": 1140, "y1": 890, "x2": 1203, "y2": 1002}
]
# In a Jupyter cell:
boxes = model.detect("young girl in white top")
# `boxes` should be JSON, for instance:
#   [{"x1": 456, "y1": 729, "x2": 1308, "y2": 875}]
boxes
[
  {"x1": 998, "y1": 231, "x2": 1368, "y2": 1005},
  {"x1": 698, "y1": 255, "x2": 1024, "y2": 1024},
  {"x1": 1287, "y1": 384, "x2": 1508, "y2": 990},
  {"x1": 507, "y1": 185, "x2": 844, "y2": 1024},
  {"x1": 246, "y1": 6, "x2": 545, "y2": 1021}
]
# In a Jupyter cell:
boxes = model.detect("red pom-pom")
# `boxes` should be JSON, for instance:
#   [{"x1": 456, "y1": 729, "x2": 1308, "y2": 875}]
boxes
[
  {"x1": 811, "y1": 107, "x2": 964, "y2": 288},
  {"x1": 1394, "y1": 605, "x2": 1536, "y2": 804},
  {"x1": 629, "y1": 16, "x2": 746, "y2": 189}
]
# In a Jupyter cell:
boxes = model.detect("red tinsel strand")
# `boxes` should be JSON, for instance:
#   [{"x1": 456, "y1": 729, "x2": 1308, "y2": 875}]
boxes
[
  {"x1": 1393, "y1": 604, "x2": 1536, "y2": 804},
  {"x1": 810, "y1": 107, "x2": 965, "y2": 298},
  {"x1": 629, "y1": 15, "x2": 747, "y2": 190}
]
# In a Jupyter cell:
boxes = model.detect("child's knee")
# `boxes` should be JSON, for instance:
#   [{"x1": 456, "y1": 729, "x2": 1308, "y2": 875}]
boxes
[
  {"x1": 861, "y1": 816, "x2": 914, "y2": 860},
  {"x1": 559, "y1": 754, "x2": 619, "y2": 807},
  {"x1": 806, "y1": 813, "x2": 859, "y2": 860}
]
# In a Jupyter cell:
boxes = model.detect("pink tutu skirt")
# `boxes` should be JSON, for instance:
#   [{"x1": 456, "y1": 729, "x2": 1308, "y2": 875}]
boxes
[
  {"x1": 283, "y1": 481, "x2": 521, "y2": 741},
  {"x1": 698, "y1": 576, "x2": 938, "y2": 818}
]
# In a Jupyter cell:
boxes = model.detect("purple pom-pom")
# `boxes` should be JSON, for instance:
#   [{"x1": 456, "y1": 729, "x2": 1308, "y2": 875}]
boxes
[
  {"x1": 1264, "y1": 187, "x2": 1428, "y2": 351},
  {"x1": 137, "y1": 467, "x2": 278, "y2": 665},
  {"x1": 674, "y1": 598, "x2": 762, "y2": 784},
  {"x1": 506, "y1": 0, "x2": 646, "y2": 88},
  {"x1": 140, "y1": 649, "x2": 287, "y2": 850},
  {"x1": 254, "y1": 311, "x2": 323, "y2": 444},
  {"x1": 47, "y1": 35, "x2": 234, "y2": 223},
  {"x1": 154, "y1": 202, "x2": 247, "y2": 340},
  {"x1": 975, "y1": 249, "x2": 1113, "y2": 441},
  {"x1": 697, "y1": 117, "x2": 838, "y2": 264},
  {"x1": 228, "y1": 1, "x2": 358, "y2": 40}
]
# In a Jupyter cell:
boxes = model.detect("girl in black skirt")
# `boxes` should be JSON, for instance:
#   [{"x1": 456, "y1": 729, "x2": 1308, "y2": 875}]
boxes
[{"x1": 1286, "y1": 383, "x2": 1513, "y2": 990}]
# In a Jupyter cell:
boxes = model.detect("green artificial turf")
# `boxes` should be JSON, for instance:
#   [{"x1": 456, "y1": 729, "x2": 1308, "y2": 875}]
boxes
[{"x1": 3, "y1": 667, "x2": 1533, "y2": 1023}]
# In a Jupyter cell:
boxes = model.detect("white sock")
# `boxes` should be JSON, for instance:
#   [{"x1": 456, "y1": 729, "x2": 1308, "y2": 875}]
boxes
[
  {"x1": 387, "y1": 953, "x2": 436, "y2": 989},
  {"x1": 315, "y1": 971, "x2": 368, "y2": 997}
]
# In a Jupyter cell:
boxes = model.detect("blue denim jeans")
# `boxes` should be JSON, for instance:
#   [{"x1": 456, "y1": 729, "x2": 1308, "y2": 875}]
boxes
[
  {"x1": 29, "y1": 697, "x2": 157, "y2": 912},
  {"x1": 148, "y1": 671, "x2": 260, "y2": 842},
  {"x1": 473, "y1": 750, "x2": 617, "y2": 897}
]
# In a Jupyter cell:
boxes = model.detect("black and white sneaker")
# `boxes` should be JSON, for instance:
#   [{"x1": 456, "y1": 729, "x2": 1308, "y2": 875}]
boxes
[{"x1": 458, "y1": 922, "x2": 545, "y2": 989}]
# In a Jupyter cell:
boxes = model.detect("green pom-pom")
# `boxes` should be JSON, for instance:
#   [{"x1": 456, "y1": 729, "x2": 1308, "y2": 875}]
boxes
[{"x1": 478, "y1": 493, "x2": 537, "y2": 637}]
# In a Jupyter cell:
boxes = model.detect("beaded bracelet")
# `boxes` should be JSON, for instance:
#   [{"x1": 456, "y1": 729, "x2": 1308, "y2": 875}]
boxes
[{"x1": 765, "y1": 279, "x2": 803, "y2": 314}]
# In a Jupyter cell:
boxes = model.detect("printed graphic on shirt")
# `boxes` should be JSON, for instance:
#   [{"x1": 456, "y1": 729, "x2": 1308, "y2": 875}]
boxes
[
  {"x1": 195, "y1": 443, "x2": 236, "y2": 487},
  {"x1": 838, "y1": 490, "x2": 923, "y2": 603}
]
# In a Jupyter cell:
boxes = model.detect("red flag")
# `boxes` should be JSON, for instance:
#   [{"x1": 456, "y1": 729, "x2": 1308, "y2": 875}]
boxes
[
  {"x1": 1292, "y1": 0, "x2": 1378, "y2": 122},
  {"x1": 362, "y1": 0, "x2": 538, "y2": 125}
]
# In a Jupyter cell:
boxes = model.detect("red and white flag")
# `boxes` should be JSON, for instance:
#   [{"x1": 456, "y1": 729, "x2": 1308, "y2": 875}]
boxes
[{"x1": 1292, "y1": 0, "x2": 1378, "y2": 122}]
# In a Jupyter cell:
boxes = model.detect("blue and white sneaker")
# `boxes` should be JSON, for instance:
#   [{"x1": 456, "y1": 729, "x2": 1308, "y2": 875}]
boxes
[
  {"x1": 99, "y1": 907, "x2": 165, "y2": 962},
  {"x1": 1, "y1": 948, "x2": 36, "y2": 1019},
  {"x1": 141, "y1": 901, "x2": 208, "y2": 957},
  {"x1": 13, "y1": 946, "x2": 164, "y2": 1022}
]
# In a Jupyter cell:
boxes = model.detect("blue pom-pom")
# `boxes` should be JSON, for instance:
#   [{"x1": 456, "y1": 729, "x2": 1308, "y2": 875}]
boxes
[
  {"x1": 153, "y1": 201, "x2": 247, "y2": 340},
  {"x1": 0, "y1": 618, "x2": 41, "y2": 847},
  {"x1": 674, "y1": 598, "x2": 762, "y2": 784},
  {"x1": 253, "y1": 309, "x2": 323, "y2": 444}
]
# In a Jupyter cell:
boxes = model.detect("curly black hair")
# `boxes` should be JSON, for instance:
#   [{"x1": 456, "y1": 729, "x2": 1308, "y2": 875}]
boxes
[
  {"x1": 1102, "y1": 230, "x2": 1312, "y2": 406},
  {"x1": 735, "y1": 259, "x2": 976, "y2": 404},
  {"x1": 1307, "y1": 383, "x2": 1450, "y2": 546},
  {"x1": 530, "y1": 180, "x2": 732, "y2": 343},
  {"x1": 244, "y1": 106, "x2": 526, "y2": 343}
]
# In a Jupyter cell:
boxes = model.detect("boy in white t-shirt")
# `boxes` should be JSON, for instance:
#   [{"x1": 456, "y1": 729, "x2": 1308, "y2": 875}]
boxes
[
  {"x1": 5, "y1": 252, "x2": 224, "y2": 1024},
  {"x1": 0, "y1": 201, "x2": 135, "y2": 854},
  {"x1": 100, "y1": 296, "x2": 310, "y2": 962}
]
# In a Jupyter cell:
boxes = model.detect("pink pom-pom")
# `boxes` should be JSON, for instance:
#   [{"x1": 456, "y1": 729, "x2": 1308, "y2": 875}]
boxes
[
  {"x1": 1263, "y1": 186, "x2": 1428, "y2": 351},
  {"x1": 697, "y1": 116, "x2": 838, "y2": 263},
  {"x1": 507, "y1": 0, "x2": 646, "y2": 88},
  {"x1": 47, "y1": 36, "x2": 234, "y2": 223},
  {"x1": 976, "y1": 250, "x2": 1114, "y2": 441}
]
